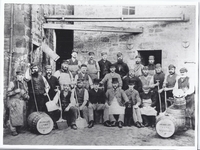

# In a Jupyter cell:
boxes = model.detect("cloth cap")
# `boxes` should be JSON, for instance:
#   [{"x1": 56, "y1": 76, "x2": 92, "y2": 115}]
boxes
[
  {"x1": 128, "y1": 79, "x2": 135, "y2": 85},
  {"x1": 155, "y1": 63, "x2": 162, "y2": 68},
  {"x1": 101, "y1": 52, "x2": 107, "y2": 56},
  {"x1": 143, "y1": 85, "x2": 150, "y2": 91},
  {"x1": 62, "y1": 60, "x2": 69, "y2": 64},
  {"x1": 30, "y1": 62, "x2": 38, "y2": 69},
  {"x1": 168, "y1": 64, "x2": 176, "y2": 70},
  {"x1": 45, "y1": 65, "x2": 52, "y2": 70},
  {"x1": 149, "y1": 55, "x2": 155, "y2": 60},
  {"x1": 110, "y1": 64, "x2": 116, "y2": 68},
  {"x1": 135, "y1": 55, "x2": 141, "y2": 59},
  {"x1": 72, "y1": 50, "x2": 78, "y2": 54},
  {"x1": 180, "y1": 67, "x2": 188, "y2": 73},
  {"x1": 112, "y1": 78, "x2": 119, "y2": 83},
  {"x1": 77, "y1": 78, "x2": 84, "y2": 83},
  {"x1": 81, "y1": 64, "x2": 87, "y2": 68},
  {"x1": 93, "y1": 78, "x2": 100, "y2": 85},
  {"x1": 142, "y1": 66, "x2": 149, "y2": 70},
  {"x1": 117, "y1": 52, "x2": 123, "y2": 57},
  {"x1": 16, "y1": 69, "x2": 23, "y2": 75},
  {"x1": 88, "y1": 52, "x2": 95, "y2": 56}
]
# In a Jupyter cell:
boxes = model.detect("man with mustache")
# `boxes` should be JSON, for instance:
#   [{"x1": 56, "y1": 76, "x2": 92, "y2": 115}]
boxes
[
  {"x1": 54, "y1": 60, "x2": 74, "y2": 90},
  {"x1": 148, "y1": 55, "x2": 156, "y2": 77},
  {"x1": 24, "y1": 63, "x2": 50, "y2": 115},
  {"x1": 133, "y1": 55, "x2": 144, "y2": 77},
  {"x1": 114, "y1": 52, "x2": 129, "y2": 79}
]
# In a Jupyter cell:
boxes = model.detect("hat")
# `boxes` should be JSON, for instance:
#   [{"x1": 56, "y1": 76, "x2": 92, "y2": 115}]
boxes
[
  {"x1": 101, "y1": 52, "x2": 107, "y2": 56},
  {"x1": 93, "y1": 78, "x2": 100, "y2": 85},
  {"x1": 155, "y1": 63, "x2": 162, "y2": 68},
  {"x1": 62, "y1": 60, "x2": 69, "y2": 64},
  {"x1": 81, "y1": 64, "x2": 87, "y2": 68},
  {"x1": 117, "y1": 52, "x2": 123, "y2": 57},
  {"x1": 168, "y1": 64, "x2": 176, "y2": 70},
  {"x1": 30, "y1": 62, "x2": 38, "y2": 69},
  {"x1": 142, "y1": 66, "x2": 149, "y2": 70},
  {"x1": 180, "y1": 67, "x2": 188, "y2": 73},
  {"x1": 112, "y1": 78, "x2": 119, "y2": 83},
  {"x1": 88, "y1": 52, "x2": 95, "y2": 56},
  {"x1": 77, "y1": 78, "x2": 84, "y2": 83},
  {"x1": 142, "y1": 85, "x2": 150, "y2": 91},
  {"x1": 72, "y1": 50, "x2": 78, "y2": 54},
  {"x1": 110, "y1": 64, "x2": 116, "y2": 68},
  {"x1": 45, "y1": 65, "x2": 52, "y2": 70},
  {"x1": 135, "y1": 55, "x2": 141, "y2": 59},
  {"x1": 149, "y1": 55, "x2": 155, "y2": 60},
  {"x1": 128, "y1": 79, "x2": 135, "y2": 85},
  {"x1": 16, "y1": 69, "x2": 23, "y2": 75}
]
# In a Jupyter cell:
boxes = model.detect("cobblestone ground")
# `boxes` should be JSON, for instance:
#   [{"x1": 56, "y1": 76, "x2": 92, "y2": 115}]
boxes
[{"x1": 3, "y1": 125, "x2": 195, "y2": 146}]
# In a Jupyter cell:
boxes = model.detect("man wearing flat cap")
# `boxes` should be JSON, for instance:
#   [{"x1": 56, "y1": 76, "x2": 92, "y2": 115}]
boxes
[
  {"x1": 67, "y1": 50, "x2": 82, "y2": 78},
  {"x1": 133, "y1": 55, "x2": 144, "y2": 77},
  {"x1": 105, "y1": 78, "x2": 129, "y2": 128},
  {"x1": 88, "y1": 78, "x2": 111, "y2": 128},
  {"x1": 24, "y1": 63, "x2": 50, "y2": 115},
  {"x1": 114, "y1": 52, "x2": 129, "y2": 79},
  {"x1": 54, "y1": 60, "x2": 74, "y2": 90},
  {"x1": 173, "y1": 67, "x2": 195, "y2": 130},
  {"x1": 150, "y1": 63, "x2": 165, "y2": 113},
  {"x1": 98, "y1": 51, "x2": 112, "y2": 80},
  {"x1": 100, "y1": 64, "x2": 122, "y2": 91},
  {"x1": 162, "y1": 64, "x2": 178, "y2": 105},
  {"x1": 148, "y1": 55, "x2": 156, "y2": 76},
  {"x1": 85, "y1": 51, "x2": 100, "y2": 80},
  {"x1": 7, "y1": 69, "x2": 29, "y2": 136}
]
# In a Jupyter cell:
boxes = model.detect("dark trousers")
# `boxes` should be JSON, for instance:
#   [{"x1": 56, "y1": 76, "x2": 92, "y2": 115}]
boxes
[
  {"x1": 28, "y1": 94, "x2": 47, "y2": 115},
  {"x1": 142, "y1": 115, "x2": 156, "y2": 126},
  {"x1": 63, "y1": 106, "x2": 78, "y2": 126},
  {"x1": 47, "y1": 110, "x2": 61, "y2": 127}
]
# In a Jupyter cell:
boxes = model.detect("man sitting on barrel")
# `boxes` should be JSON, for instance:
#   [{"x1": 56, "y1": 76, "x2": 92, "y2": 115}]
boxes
[
  {"x1": 173, "y1": 67, "x2": 195, "y2": 130},
  {"x1": 105, "y1": 78, "x2": 129, "y2": 128}
]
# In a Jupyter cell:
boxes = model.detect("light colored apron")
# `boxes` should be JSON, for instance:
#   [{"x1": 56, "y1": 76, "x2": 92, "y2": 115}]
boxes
[
  {"x1": 109, "y1": 97, "x2": 125, "y2": 115},
  {"x1": 140, "y1": 99, "x2": 157, "y2": 116},
  {"x1": 68, "y1": 65, "x2": 79, "y2": 78},
  {"x1": 87, "y1": 63, "x2": 98, "y2": 80}
]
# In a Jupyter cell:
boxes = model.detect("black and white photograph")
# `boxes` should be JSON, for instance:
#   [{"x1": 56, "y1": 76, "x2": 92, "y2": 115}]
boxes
[{"x1": 1, "y1": 0, "x2": 198, "y2": 149}]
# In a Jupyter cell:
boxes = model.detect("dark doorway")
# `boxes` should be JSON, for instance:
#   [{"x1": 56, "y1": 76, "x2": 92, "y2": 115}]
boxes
[
  {"x1": 55, "y1": 30, "x2": 73, "y2": 70},
  {"x1": 138, "y1": 50, "x2": 162, "y2": 66}
]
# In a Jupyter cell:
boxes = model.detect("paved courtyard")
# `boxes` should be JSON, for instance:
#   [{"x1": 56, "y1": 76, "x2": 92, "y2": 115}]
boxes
[{"x1": 3, "y1": 125, "x2": 195, "y2": 146}]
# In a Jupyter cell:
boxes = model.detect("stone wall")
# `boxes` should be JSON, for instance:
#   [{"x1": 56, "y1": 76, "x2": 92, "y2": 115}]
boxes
[{"x1": 74, "y1": 5, "x2": 196, "y2": 78}]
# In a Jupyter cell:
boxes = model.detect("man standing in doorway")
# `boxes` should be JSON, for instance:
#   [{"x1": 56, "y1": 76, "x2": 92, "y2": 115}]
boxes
[
  {"x1": 24, "y1": 63, "x2": 50, "y2": 115},
  {"x1": 54, "y1": 60, "x2": 74, "y2": 90},
  {"x1": 67, "y1": 50, "x2": 82, "y2": 78},
  {"x1": 133, "y1": 55, "x2": 144, "y2": 77},
  {"x1": 114, "y1": 52, "x2": 129, "y2": 79},
  {"x1": 148, "y1": 55, "x2": 156, "y2": 76},
  {"x1": 98, "y1": 52, "x2": 112, "y2": 80},
  {"x1": 85, "y1": 51, "x2": 100, "y2": 80}
]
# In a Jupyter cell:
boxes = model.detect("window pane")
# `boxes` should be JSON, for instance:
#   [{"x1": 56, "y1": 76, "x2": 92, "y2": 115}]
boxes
[
  {"x1": 129, "y1": 8, "x2": 135, "y2": 15},
  {"x1": 122, "y1": 8, "x2": 128, "y2": 15}
]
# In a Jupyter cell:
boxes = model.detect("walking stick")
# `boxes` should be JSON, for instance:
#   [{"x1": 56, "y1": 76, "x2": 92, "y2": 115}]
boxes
[
  {"x1": 156, "y1": 80, "x2": 162, "y2": 113},
  {"x1": 164, "y1": 90, "x2": 167, "y2": 110}
]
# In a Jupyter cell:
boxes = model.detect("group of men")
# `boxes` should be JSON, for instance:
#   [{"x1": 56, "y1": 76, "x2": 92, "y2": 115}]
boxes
[{"x1": 5, "y1": 50, "x2": 195, "y2": 136}]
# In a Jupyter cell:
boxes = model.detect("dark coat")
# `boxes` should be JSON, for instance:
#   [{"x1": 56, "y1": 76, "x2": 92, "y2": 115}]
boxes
[
  {"x1": 89, "y1": 89, "x2": 106, "y2": 104},
  {"x1": 114, "y1": 61, "x2": 129, "y2": 78},
  {"x1": 98, "y1": 59, "x2": 112, "y2": 79},
  {"x1": 123, "y1": 75, "x2": 143, "y2": 93}
]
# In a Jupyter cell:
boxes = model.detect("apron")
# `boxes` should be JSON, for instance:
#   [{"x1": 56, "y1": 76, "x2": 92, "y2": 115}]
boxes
[
  {"x1": 109, "y1": 97, "x2": 125, "y2": 115},
  {"x1": 87, "y1": 63, "x2": 98, "y2": 80},
  {"x1": 68, "y1": 65, "x2": 79, "y2": 78},
  {"x1": 140, "y1": 99, "x2": 157, "y2": 116}
]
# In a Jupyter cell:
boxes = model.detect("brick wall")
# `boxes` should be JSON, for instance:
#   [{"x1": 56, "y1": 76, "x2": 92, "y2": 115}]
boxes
[{"x1": 74, "y1": 5, "x2": 196, "y2": 78}]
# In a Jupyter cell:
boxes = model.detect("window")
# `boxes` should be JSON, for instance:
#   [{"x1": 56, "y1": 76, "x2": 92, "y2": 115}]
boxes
[{"x1": 122, "y1": 6, "x2": 135, "y2": 15}]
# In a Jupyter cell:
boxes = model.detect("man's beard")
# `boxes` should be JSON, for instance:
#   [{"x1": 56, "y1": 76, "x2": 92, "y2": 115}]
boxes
[
  {"x1": 117, "y1": 59, "x2": 123, "y2": 63},
  {"x1": 32, "y1": 71, "x2": 38, "y2": 77},
  {"x1": 136, "y1": 61, "x2": 140, "y2": 64},
  {"x1": 169, "y1": 71, "x2": 175, "y2": 75},
  {"x1": 47, "y1": 73, "x2": 52, "y2": 77}
]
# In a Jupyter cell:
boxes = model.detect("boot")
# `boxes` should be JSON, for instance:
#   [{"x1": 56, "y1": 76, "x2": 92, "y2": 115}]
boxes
[
  {"x1": 183, "y1": 117, "x2": 190, "y2": 131},
  {"x1": 88, "y1": 120, "x2": 94, "y2": 128}
]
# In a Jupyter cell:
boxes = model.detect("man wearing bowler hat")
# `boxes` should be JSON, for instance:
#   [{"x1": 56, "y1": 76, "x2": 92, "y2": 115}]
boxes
[
  {"x1": 114, "y1": 52, "x2": 129, "y2": 79},
  {"x1": 7, "y1": 69, "x2": 29, "y2": 136},
  {"x1": 24, "y1": 63, "x2": 50, "y2": 115},
  {"x1": 54, "y1": 60, "x2": 74, "y2": 90},
  {"x1": 98, "y1": 52, "x2": 112, "y2": 80},
  {"x1": 106, "y1": 78, "x2": 129, "y2": 128},
  {"x1": 85, "y1": 51, "x2": 100, "y2": 80},
  {"x1": 88, "y1": 78, "x2": 111, "y2": 128},
  {"x1": 173, "y1": 67, "x2": 195, "y2": 130},
  {"x1": 148, "y1": 55, "x2": 156, "y2": 76}
]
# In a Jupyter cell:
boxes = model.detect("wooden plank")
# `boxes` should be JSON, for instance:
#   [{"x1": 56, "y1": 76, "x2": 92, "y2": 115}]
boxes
[{"x1": 43, "y1": 24, "x2": 143, "y2": 33}]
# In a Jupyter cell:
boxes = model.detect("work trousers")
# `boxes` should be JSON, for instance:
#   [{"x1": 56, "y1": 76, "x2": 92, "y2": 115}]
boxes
[
  {"x1": 63, "y1": 106, "x2": 79, "y2": 125},
  {"x1": 88, "y1": 103, "x2": 109, "y2": 122},
  {"x1": 109, "y1": 114, "x2": 124, "y2": 123},
  {"x1": 132, "y1": 108, "x2": 142, "y2": 123}
]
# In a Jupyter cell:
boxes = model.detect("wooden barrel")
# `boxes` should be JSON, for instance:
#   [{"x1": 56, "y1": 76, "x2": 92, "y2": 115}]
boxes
[
  {"x1": 156, "y1": 106, "x2": 186, "y2": 138},
  {"x1": 156, "y1": 115, "x2": 177, "y2": 138},
  {"x1": 28, "y1": 112, "x2": 53, "y2": 135},
  {"x1": 173, "y1": 96, "x2": 186, "y2": 109}
]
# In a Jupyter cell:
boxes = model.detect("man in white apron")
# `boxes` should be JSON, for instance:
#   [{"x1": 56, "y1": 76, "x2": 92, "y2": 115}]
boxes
[
  {"x1": 105, "y1": 78, "x2": 129, "y2": 128},
  {"x1": 85, "y1": 52, "x2": 100, "y2": 81}
]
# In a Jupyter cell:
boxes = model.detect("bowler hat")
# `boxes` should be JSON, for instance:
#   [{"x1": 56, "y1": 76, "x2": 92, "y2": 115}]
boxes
[
  {"x1": 112, "y1": 78, "x2": 119, "y2": 83},
  {"x1": 45, "y1": 65, "x2": 52, "y2": 70},
  {"x1": 101, "y1": 52, "x2": 107, "y2": 56},
  {"x1": 88, "y1": 52, "x2": 95, "y2": 56},
  {"x1": 93, "y1": 78, "x2": 100, "y2": 85},
  {"x1": 81, "y1": 64, "x2": 87, "y2": 68},
  {"x1": 110, "y1": 64, "x2": 116, "y2": 68},
  {"x1": 117, "y1": 52, "x2": 123, "y2": 57},
  {"x1": 128, "y1": 79, "x2": 135, "y2": 85}
]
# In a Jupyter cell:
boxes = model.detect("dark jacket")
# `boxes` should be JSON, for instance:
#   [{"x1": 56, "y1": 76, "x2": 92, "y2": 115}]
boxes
[
  {"x1": 89, "y1": 89, "x2": 106, "y2": 104},
  {"x1": 122, "y1": 75, "x2": 143, "y2": 93},
  {"x1": 60, "y1": 90, "x2": 72, "y2": 111},
  {"x1": 114, "y1": 61, "x2": 129, "y2": 78},
  {"x1": 98, "y1": 59, "x2": 112, "y2": 79}
]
